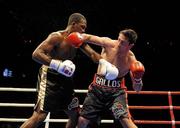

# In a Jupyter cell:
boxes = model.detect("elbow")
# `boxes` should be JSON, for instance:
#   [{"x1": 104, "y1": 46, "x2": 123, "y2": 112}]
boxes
[
  {"x1": 91, "y1": 55, "x2": 98, "y2": 63},
  {"x1": 91, "y1": 53, "x2": 102, "y2": 63},
  {"x1": 32, "y1": 51, "x2": 39, "y2": 62},
  {"x1": 32, "y1": 51, "x2": 36, "y2": 60}
]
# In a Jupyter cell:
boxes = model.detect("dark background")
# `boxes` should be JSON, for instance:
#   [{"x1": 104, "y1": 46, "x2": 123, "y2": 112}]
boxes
[{"x1": 0, "y1": 0, "x2": 179, "y2": 128}]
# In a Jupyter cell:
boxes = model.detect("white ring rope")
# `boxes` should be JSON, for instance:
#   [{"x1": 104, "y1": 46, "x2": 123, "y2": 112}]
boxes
[
  {"x1": 0, "y1": 118, "x2": 113, "y2": 123},
  {"x1": 0, "y1": 87, "x2": 87, "y2": 93},
  {"x1": 0, "y1": 103, "x2": 34, "y2": 107},
  {"x1": 0, "y1": 87, "x2": 36, "y2": 92},
  {"x1": 1, "y1": 87, "x2": 180, "y2": 126},
  {"x1": 0, "y1": 87, "x2": 112, "y2": 124}
]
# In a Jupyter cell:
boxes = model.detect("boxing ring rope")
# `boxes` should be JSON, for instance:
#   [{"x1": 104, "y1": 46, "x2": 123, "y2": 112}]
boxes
[
  {"x1": 127, "y1": 91, "x2": 180, "y2": 127},
  {"x1": 0, "y1": 87, "x2": 180, "y2": 127}
]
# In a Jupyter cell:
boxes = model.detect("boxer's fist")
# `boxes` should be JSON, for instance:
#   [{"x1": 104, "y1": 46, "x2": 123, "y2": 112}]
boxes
[
  {"x1": 50, "y1": 59, "x2": 75, "y2": 77},
  {"x1": 99, "y1": 59, "x2": 119, "y2": 80},
  {"x1": 58, "y1": 60, "x2": 76, "y2": 77},
  {"x1": 65, "y1": 32, "x2": 83, "y2": 48},
  {"x1": 130, "y1": 61, "x2": 145, "y2": 79}
]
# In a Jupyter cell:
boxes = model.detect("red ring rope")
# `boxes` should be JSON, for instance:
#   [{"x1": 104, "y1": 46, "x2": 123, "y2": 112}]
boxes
[
  {"x1": 126, "y1": 91, "x2": 180, "y2": 128},
  {"x1": 0, "y1": 88, "x2": 179, "y2": 127}
]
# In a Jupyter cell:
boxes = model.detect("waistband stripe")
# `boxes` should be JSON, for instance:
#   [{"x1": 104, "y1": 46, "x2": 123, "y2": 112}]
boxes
[{"x1": 93, "y1": 74, "x2": 122, "y2": 88}]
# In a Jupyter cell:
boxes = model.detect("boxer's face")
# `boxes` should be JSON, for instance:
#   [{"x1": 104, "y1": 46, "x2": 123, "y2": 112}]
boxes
[
  {"x1": 118, "y1": 34, "x2": 129, "y2": 46},
  {"x1": 73, "y1": 19, "x2": 87, "y2": 33},
  {"x1": 118, "y1": 33, "x2": 134, "y2": 49}
]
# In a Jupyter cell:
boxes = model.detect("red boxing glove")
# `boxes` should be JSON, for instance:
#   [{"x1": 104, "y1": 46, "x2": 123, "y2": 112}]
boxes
[
  {"x1": 65, "y1": 32, "x2": 83, "y2": 48},
  {"x1": 130, "y1": 61, "x2": 145, "y2": 79}
]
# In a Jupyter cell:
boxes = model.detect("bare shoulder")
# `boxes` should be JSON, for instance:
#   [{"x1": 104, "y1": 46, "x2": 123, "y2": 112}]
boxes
[
  {"x1": 46, "y1": 31, "x2": 64, "y2": 42},
  {"x1": 102, "y1": 37, "x2": 115, "y2": 47},
  {"x1": 102, "y1": 37, "x2": 113, "y2": 42},
  {"x1": 129, "y1": 50, "x2": 135, "y2": 56},
  {"x1": 128, "y1": 50, "x2": 136, "y2": 62},
  {"x1": 49, "y1": 31, "x2": 63, "y2": 38}
]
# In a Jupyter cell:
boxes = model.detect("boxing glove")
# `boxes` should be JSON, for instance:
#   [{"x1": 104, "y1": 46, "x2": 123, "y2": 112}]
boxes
[
  {"x1": 99, "y1": 59, "x2": 119, "y2": 80},
  {"x1": 65, "y1": 32, "x2": 83, "y2": 48},
  {"x1": 50, "y1": 59, "x2": 76, "y2": 77},
  {"x1": 130, "y1": 61, "x2": 145, "y2": 81}
]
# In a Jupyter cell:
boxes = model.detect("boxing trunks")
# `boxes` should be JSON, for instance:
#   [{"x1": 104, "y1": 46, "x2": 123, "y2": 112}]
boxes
[
  {"x1": 80, "y1": 74, "x2": 129, "y2": 123},
  {"x1": 34, "y1": 65, "x2": 77, "y2": 112}
]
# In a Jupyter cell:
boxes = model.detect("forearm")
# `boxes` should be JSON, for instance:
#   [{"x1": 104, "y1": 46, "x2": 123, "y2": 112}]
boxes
[
  {"x1": 129, "y1": 60, "x2": 145, "y2": 92},
  {"x1": 32, "y1": 50, "x2": 52, "y2": 65},
  {"x1": 82, "y1": 33, "x2": 104, "y2": 46},
  {"x1": 80, "y1": 43, "x2": 101, "y2": 63}
]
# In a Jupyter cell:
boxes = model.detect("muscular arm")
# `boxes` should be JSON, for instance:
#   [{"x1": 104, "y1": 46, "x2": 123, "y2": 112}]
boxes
[
  {"x1": 129, "y1": 51, "x2": 144, "y2": 92},
  {"x1": 129, "y1": 51, "x2": 137, "y2": 64},
  {"x1": 80, "y1": 43, "x2": 102, "y2": 63},
  {"x1": 32, "y1": 32, "x2": 61, "y2": 65},
  {"x1": 82, "y1": 33, "x2": 114, "y2": 48}
]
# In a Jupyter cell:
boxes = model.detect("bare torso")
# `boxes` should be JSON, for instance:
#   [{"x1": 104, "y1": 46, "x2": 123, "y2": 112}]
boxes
[
  {"x1": 32, "y1": 30, "x2": 78, "y2": 65},
  {"x1": 50, "y1": 30, "x2": 77, "y2": 60},
  {"x1": 97, "y1": 40, "x2": 133, "y2": 78}
]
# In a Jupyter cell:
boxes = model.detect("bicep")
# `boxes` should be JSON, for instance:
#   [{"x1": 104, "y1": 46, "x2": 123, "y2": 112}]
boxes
[
  {"x1": 129, "y1": 52, "x2": 137, "y2": 65},
  {"x1": 36, "y1": 33, "x2": 60, "y2": 53},
  {"x1": 32, "y1": 33, "x2": 61, "y2": 63},
  {"x1": 83, "y1": 34, "x2": 108, "y2": 47},
  {"x1": 32, "y1": 39, "x2": 54, "y2": 64},
  {"x1": 91, "y1": 37, "x2": 112, "y2": 47}
]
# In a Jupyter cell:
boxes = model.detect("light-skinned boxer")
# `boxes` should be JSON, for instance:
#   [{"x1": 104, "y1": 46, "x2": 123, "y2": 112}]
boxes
[{"x1": 66, "y1": 29, "x2": 145, "y2": 128}]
